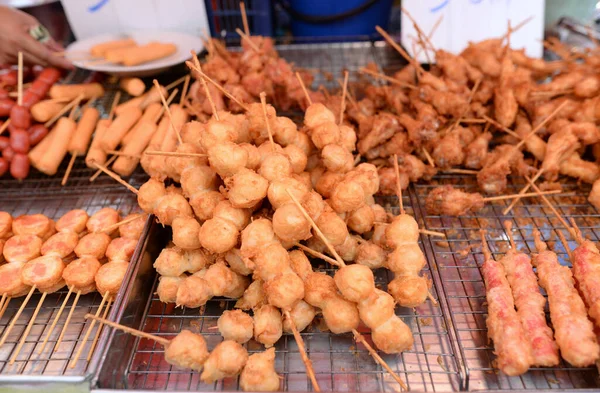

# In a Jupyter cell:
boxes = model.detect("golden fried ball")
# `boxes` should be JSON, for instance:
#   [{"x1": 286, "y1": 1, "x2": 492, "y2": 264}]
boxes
[
  {"x1": 357, "y1": 289, "x2": 396, "y2": 328},
  {"x1": 356, "y1": 242, "x2": 387, "y2": 269},
  {"x1": 386, "y1": 244, "x2": 426, "y2": 275},
  {"x1": 301, "y1": 191, "x2": 325, "y2": 221},
  {"x1": 213, "y1": 200, "x2": 250, "y2": 230},
  {"x1": 289, "y1": 250, "x2": 313, "y2": 281},
  {"x1": 106, "y1": 237, "x2": 137, "y2": 262},
  {"x1": 264, "y1": 271, "x2": 305, "y2": 310},
  {"x1": 268, "y1": 177, "x2": 309, "y2": 209},
  {"x1": 303, "y1": 272, "x2": 336, "y2": 307},
  {"x1": 372, "y1": 316, "x2": 413, "y2": 354},
  {"x1": 273, "y1": 116, "x2": 298, "y2": 146},
  {"x1": 172, "y1": 216, "x2": 202, "y2": 250},
  {"x1": 339, "y1": 124, "x2": 357, "y2": 152},
  {"x1": 165, "y1": 330, "x2": 209, "y2": 371},
  {"x1": 311, "y1": 121, "x2": 340, "y2": 149},
  {"x1": 240, "y1": 348, "x2": 280, "y2": 392},
  {"x1": 257, "y1": 141, "x2": 284, "y2": 163},
  {"x1": 388, "y1": 275, "x2": 428, "y2": 308},
  {"x1": 180, "y1": 120, "x2": 204, "y2": 145},
  {"x1": 253, "y1": 305, "x2": 283, "y2": 347},
  {"x1": 180, "y1": 166, "x2": 218, "y2": 198},
  {"x1": 119, "y1": 213, "x2": 146, "y2": 240},
  {"x1": 335, "y1": 234, "x2": 358, "y2": 262},
  {"x1": 176, "y1": 274, "x2": 213, "y2": 308},
  {"x1": 347, "y1": 205, "x2": 375, "y2": 234},
  {"x1": 2, "y1": 234, "x2": 41, "y2": 263},
  {"x1": 189, "y1": 191, "x2": 225, "y2": 221},
  {"x1": 321, "y1": 296, "x2": 360, "y2": 334},
  {"x1": 235, "y1": 279, "x2": 266, "y2": 310},
  {"x1": 253, "y1": 243, "x2": 290, "y2": 280},
  {"x1": 283, "y1": 144, "x2": 308, "y2": 174},
  {"x1": 240, "y1": 218, "x2": 277, "y2": 260},
  {"x1": 334, "y1": 264, "x2": 375, "y2": 303},
  {"x1": 386, "y1": 214, "x2": 420, "y2": 248},
  {"x1": 240, "y1": 143, "x2": 261, "y2": 170},
  {"x1": 156, "y1": 275, "x2": 184, "y2": 303},
  {"x1": 225, "y1": 169, "x2": 269, "y2": 209},
  {"x1": 208, "y1": 141, "x2": 249, "y2": 178},
  {"x1": 272, "y1": 203, "x2": 311, "y2": 243},
  {"x1": 258, "y1": 153, "x2": 292, "y2": 182},
  {"x1": 217, "y1": 309, "x2": 254, "y2": 344},
  {"x1": 371, "y1": 204, "x2": 388, "y2": 223},
  {"x1": 199, "y1": 217, "x2": 239, "y2": 254},
  {"x1": 322, "y1": 144, "x2": 354, "y2": 173},
  {"x1": 165, "y1": 142, "x2": 206, "y2": 182},
  {"x1": 294, "y1": 131, "x2": 313, "y2": 156},
  {"x1": 200, "y1": 340, "x2": 248, "y2": 383},
  {"x1": 316, "y1": 211, "x2": 349, "y2": 246},
  {"x1": 200, "y1": 119, "x2": 238, "y2": 151},
  {"x1": 304, "y1": 103, "x2": 335, "y2": 128},
  {"x1": 225, "y1": 248, "x2": 253, "y2": 276},
  {"x1": 154, "y1": 193, "x2": 193, "y2": 226},
  {"x1": 203, "y1": 261, "x2": 249, "y2": 298},
  {"x1": 330, "y1": 180, "x2": 365, "y2": 213},
  {"x1": 282, "y1": 300, "x2": 316, "y2": 333}
]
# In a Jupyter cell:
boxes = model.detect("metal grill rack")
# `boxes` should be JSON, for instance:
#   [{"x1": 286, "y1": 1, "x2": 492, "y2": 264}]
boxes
[
  {"x1": 413, "y1": 174, "x2": 600, "y2": 391},
  {"x1": 96, "y1": 195, "x2": 462, "y2": 392}
]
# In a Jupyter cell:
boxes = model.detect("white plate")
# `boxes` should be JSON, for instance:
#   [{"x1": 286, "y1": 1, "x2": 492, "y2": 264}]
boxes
[{"x1": 66, "y1": 31, "x2": 203, "y2": 77}]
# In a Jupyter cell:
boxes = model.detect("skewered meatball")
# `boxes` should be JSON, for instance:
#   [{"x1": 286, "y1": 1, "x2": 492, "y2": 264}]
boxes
[
  {"x1": 282, "y1": 300, "x2": 316, "y2": 333},
  {"x1": 217, "y1": 310, "x2": 254, "y2": 344},
  {"x1": 41, "y1": 231, "x2": 78, "y2": 258},
  {"x1": 155, "y1": 193, "x2": 193, "y2": 226},
  {"x1": 372, "y1": 314, "x2": 414, "y2": 354},
  {"x1": 267, "y1": 177, "x2": 309, "y2": 209},
  {"x1": 347, "y1": 205, "x2": 375, "y2": 234},
  {"x1": 165, "y1": 330, "x2": 209, "y2": 371},
  {"x1": 75, "y1": 233, "x2": 111, "y2": 259},
  {"x1": 138, "y1": 179, "x2": 167, "y2": 213},
  {"x1": 321, "y1": 296, "x2": 361, "y2": 334},
  {"x1": 316, "y1": 211, "x2": 348, "y2": 246},
  {"x1": 176, "y1": 274, "x2": 213, "y2": 308},
  {"x1": 62, "y1": 257, "x2": 101, "y2": 294},
  {"x1": 356, "y1": 242, "x2": 387, "y2": 269},
  {"x1": 154, "y1": 247, "x2": 210, "y2": 277},
  {"x1": 334, "y1": 264, "x2": 375, "y2": 303},
  {"x1": 225, "y1": 248, "x2": 253, "y2": 276},
  {"x1": 21, "y1": 255, "x2": 65, "y2": 291},
  {"x1": 385, "y1": 214, "x2": 419, "y2": 247},
  {"x1": 171, "y1": 216, "x2": 202, "y2": 250},
  {"x1": 289, "y1": 249, "x2": 314, "y2": 281},
  {"x1": 87, "y1": 207, "x2": 120, "y2": 234},
  {"x1": 200, "y1": 340, "x2": 248, "y2": 383},
  {"x1": 322, "y1": 144, "x2": 353, "y2": 173},
  {"x1": 0, "y1": 262, "x2": 30, "y2": 296},
  {"x1": 95, "y1": 261, "x2": 128, "y2": 295},
  {"x1": 199, "y1": 218, "x2": 239, "y2": 254},
  {"x1": 225, "y1": 168, "x2": 269, "y2": 209},
  {"x1": 235, "y1": 280, "x2": 266, "y2": 310},
  {"x1": 55, "y1": 209, "x2": 89, "y2": 233},
  {"x1": 106, "y1": 237, "x2": 137, "y2": 262},
  {"x1": 240, "y1": 348, "x2": 280, "y2": 392},
  {"x1": 208, "y1": 141, "x2": 249, "y2": 178},
  {"x1": 156, "y1": 275, "x2": 184, "y2": 303},
  {"x1": 253, "y1": 304, "x2": 283, "y2": 347},
  {"x1": 272, "y1": 203, "x2": 311, "y2": 243},
  {"x1": 388, "y1": 275, "x2": 429, "y2": 308},
  {"x1": 258, "y1": 152, "x2": 293, "y2": 182},
  {"x1": 119, "y1": 213, "x2": 146, "y2": 240},
  {"x1": 3, "y1": 234, "x2": 42, "y2": 263}
]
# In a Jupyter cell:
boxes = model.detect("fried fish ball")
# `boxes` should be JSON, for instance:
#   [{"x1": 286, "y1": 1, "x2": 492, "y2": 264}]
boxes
[
  {"x1": 240, "y1": 218, "x2": 278, "y2": 260},
  {"x1": 235, "y1": 279, "x2": 266, "y2": 310},
  {"x1": 199, "y1": 217, "x2": 239, "y2": 254},
  {"x1": 154, "y1": 193, "x2": 193, "y2": 226},
  {"x1": 213, "y1": 200, "x2": 251, "y2": 230},
  {"x1": 225, "y1": 169, "x2": 269, "y2": 209},
  {"x1": 156, "y1": 275, "x2": 184, "y2": 303},
  {"x1": 263, "y1": 271, "x2": 305, "y2": 310},
  {"x1": 338, "y1": 124, "x2": 357, "y2": 152},
  {"x1": 95, "y1": 261, "x2": 129, "y2": 296},
  {"x1": 372, "y1": 315, "x2": 414, "y2": 354},
  {"x1": 106, "y1": 237, "x2": 137, "y2": 262},
  {"x1": 200, "y1": 340, "x2": 248, "y2": 383},
  {"x1": 385, "y1": 214, "x2": 419, "y2": 247},
  {"x1": 282, "y1": 300, "x2": 316, "y2": 333},
  {"x1": 267, "y1": 177, "x2": 309, "y2": 209},
  {"x1": 41, "y1": 231, "x2": 78, "y2": 258},
  {"x1": 388, "y1": 275, "x2": 428, "y2": 308},
  {"x1": 13, "y1": 214, "x2": 54, "y2": 239},
  {"x1": 0, "y1": 261, "x2": 30, "y2": 297},
  {"x1": 283, "y1": 144, "x2": 308, "y2": 174},
  {"x1": 75, "y1": 232, "x2": 111, "y2": 259},
  {"x1": 225, "y1": 248, "x2": 253, "y2": 276},
  {"x1": 62, "y1": 257, "x2": 101, "y2": 294},
  {"x1": 203, "y1": 260, "x2": 249, "y2": 298},
  {"x1": 3, "y1": 234, "x2": 42, "y2": 263},
  {"x1": 311, "y1": 121, "x2": 340, "y2": 149},
  {"x1": 358, "y1": 288, "x2": 395, "y2": 328},
  {"x1": 240, "y1": 348, "x2": 280, "y2": 392},
  {"x1": 258, "y1": 153, "x2": 293, "y2": 182},
  {"x1": 240, "y1": 143, "x2": 261, "y2": 170},
  {"x1": 171, "y1": 216, "x2": 201, "y2": 250},
  {"x1": 165, "y1": 143, "x2": 207, "y2": 182},
  {"x1": 21, "y1": 255, "x2": 65, "y2": 291},
  {"x1": 0, "y1": 212, "x2": 12, "y2": 239},
  {"x1": 289, "y1": 249, "x2": 313, "y2": 281},
  {"x1": 316, "y1": 211, "x2": 349, "y2": 246},
  {"x1": 314, "y1": 171, "x2": 343, "y2": 199},
  {"x1": 154, "y1": 247, "x2": 210, "y2": 277},
  {"x1": 386, "y1": 245, "x2": 426, "y2": 276},
  {"x1": 330, "y1": 180, "x2": 365, "y2": 213},
  {"x1": 200, "y1": 119, "x2": 238, "y2": 152},
  {"x1": 176, "y1": 274, "x2": 213, "y2": 308},
  {"x1": 272, "y1": 203, "x2": 311, "y2": 243},
  {"x1": 181, "y1": 166, "x2": 218, "y2": 198},
  {"x1": 253, "y1": 304, "x2": 283, "y2": 347},
  {"x1": 356, "y1": 242, "x2": 386, "y2": 269},
  {"x1": 347, "y1": 205, "x2": 375, "y2": 234},
  {"x1": 273, "y1": 116, "x2": 298, "y2": 146},
  {"x1": 305, "y1": 103, "x2": 336, "y2": 128},
  {"x1": 301, "y1": 191, "x2": 325, "y2": 221},
  {"x1": 334, "y1": 264, "x2": 375, "y2": 303},
  {"x1": 87, "y1": 208, "x2": 120, "y2": 234},
  {"x1": 119, "y1": 214, "x2": 146, "y2": 240},
  {"x1": 322, "y1": 144, "x2": 353, "y2": 173},
  {"x1": 137, "y1": 179, "x2": 167, "y2": 213},
  {"x1": 56, "y1": 209, "x2": 88, "y2": 234},
  {"x1": 218, "y1": 310, "x2": 254, "y2": 344},
  {"x1": 165, "y1": 330, "x2": 209, "y2": 371},
  {"x1": 321, "y1": 295, "x2": 360, "y2": 334},
  {"x1": 208, "y1": 141, "x2": 249, "y2": 178},
  {"x1": 189, "y1": 191, "x2": 225, "y2": 221},
  {"x1": 335, "y1": 234, "x2": 358, "y2": 262}
]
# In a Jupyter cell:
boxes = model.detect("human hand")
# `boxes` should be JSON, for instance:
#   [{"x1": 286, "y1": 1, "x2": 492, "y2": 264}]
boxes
[{"x1": 0, "y1": 6, "x2": 73, "y2": 69}]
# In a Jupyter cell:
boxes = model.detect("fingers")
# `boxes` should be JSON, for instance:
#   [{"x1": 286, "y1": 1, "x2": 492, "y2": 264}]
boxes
[{"x1": 19, "y1": 34, "x2": 73, "y2": 70}]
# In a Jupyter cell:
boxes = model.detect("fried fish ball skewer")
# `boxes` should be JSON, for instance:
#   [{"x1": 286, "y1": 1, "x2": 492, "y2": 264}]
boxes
[
  {"x1": 500, "y1": 222, "x2": 559, "y2": 366},
  {"x1": 532, "y1": 229, "x2": 600, "y2": 366},
  {"x1": 239, "y1": 347, "x2": 281, "y2": 392},
  {"x1": 84, "y1": 314, "x2": 212, "y2": 372}
]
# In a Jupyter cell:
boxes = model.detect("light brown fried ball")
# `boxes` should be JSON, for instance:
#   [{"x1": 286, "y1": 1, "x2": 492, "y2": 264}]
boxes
[
  {"x1": 388, "y1": 275, "x2": 429, "y2": 308},
  {"x1": 21, "y1": 255, "x2": 65, "y2": 290},
  {"x1": 200, "y1": 340, "x2": 248, "y2": 383},
  {"x1": 165, "y1": 330, "x2": 209, "y2": 371},
  {"x1": 171, "y1": 216, "x2": 202, "y2": 250},
  {"x1": 56, "y1": 209, "x2": 88, "y2": 234},
  {"x1": 334, "y1": 264, "x2": 375, "y2": 303},
  {"x1": 253, "y1": 304, "x2": 283, "y2": 348},
  {"x1": 240, "y1": 348, "x2": 280, "y2": 392},
  {"x1": 156, "y1": 275, "x2": 185, "y2": 303},
  {"x1": 95, "y1": 261, "x2": 129, "y2": 296},
  {"x1": 217, "y1": 309, "x2": 254, "y2": 344},
  {"x1": 225, "y1": 169, "x2": 269, "y2": 209}
]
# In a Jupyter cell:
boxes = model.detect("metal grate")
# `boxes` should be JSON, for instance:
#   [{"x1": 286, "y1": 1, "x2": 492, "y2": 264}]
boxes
[
  {"x1": 114, "y1": 194, "x2": 461, "y2": 392},
  {"x1": 0, "y1": 184, "x2": 143, "y2": 378},
  {"x1": 413, "y1": 174, "x2": 600, "y2": 391}
]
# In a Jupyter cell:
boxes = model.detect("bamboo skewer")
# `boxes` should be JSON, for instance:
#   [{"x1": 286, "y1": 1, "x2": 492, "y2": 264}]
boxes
[
  {"x1": 422, "y1": 147, "x2": 435, "y2": 167},
  {"x1": 0, "y1": 119, "x2": 10, "y2": 136},
  {"x1": 240, "y1": 1, "x2": 250, "y2": 36},
  {"x1": 0, "y1": 294, "x2": 6, "y2": 317},
  {"x1": 153, "y1": 80, "x2": 182, "y2": 145},
  {"x1": 101, "y1": 213, "x2": 145, "y2": 234},
  {"x1": 10, "y1": 292, "x2": 47, "y2": 364},
  {"x1": 54, "y1": 290, "x2": 81, "y2": 351},
  {"x1": 17, "y1": 52, "x2": 23, "y2": 106},
  {"x1": 0, "y1": 286, "x2": 36, "y2": 346},
  {"x1": 483, "y1": 189, "x2": 561, "y2": 202},
  {"x1": 69, "y1": 291, "x2": 110, "y2": 368},
  {"x1": 90, "y1": 155, "x2": 117, "y2": 182},
  {"x1": 193, "y1": 59, "x2": 220, "y2": 121},
  {"x1": 85, "y1": 313, "x2": 170, "y2": 345},
  {"x1": 283, "y1": 310, "x2": 320, "y2": 392},
  {"x1": 393, "y1": 154, "x2": 404, "y2": 214},
  {"x1": 339, "y1": 71, "x2": 349, "y2": 125},
  {"x1": 44, "y1": 94, "x2": 84, "y2": 128},
  {"x1": 0, "y1": 296, "x2": 10, "y2": 322},
  {"x1": 294, "y1": 242, "x2": 339, "y2": 266},
  {"x1": 179, "y1": 75, "x2": 191, "y2": 106},
  {"x1": 235, "y1": 28, "x2": 260, "y2": 53},
  {"x1": 91, "y1": 161, "x2": 138, "y2": 194},
  {"x1": 108, "y1": 91, "x2": 121, "y2": 124},
  {"x1": 164, "y1": 75, "x2": 187, "y2": 92},
  {"x1": 358, "y1": 67, "x2": 417, "y2": 89},
  {"x1": 37, "y1": 286, "x2": 73, "y2": 355},
  {"x1": 295, "y1": 72, "x2": 313, "y2": 106},
  {"x1": 186, "y1": 62, "x2": 250, "y2": 111},
  {"x1": 260, "y1": 92, "x2": 275, "y2": 151},
  {"x1": 87, "y1": 297, "x2": 113, "y2": 361},
  {"x1": 106, "y1": 150, "x2": 141, "y2": 159}
]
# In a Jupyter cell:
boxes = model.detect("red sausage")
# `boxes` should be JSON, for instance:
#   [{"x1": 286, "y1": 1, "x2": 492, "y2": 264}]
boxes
[
  {"x1": 38, "y1": 68, "x2": 61, "y2": 85},
  {"x1": 10, "y1": 129, "x2": 30, "y2": 153},
  {"x1": 2, "y1": 146, "x2": 14, "y2": 162},
  {"x1": 1, "y1": 70, "x2": 17, "y2": 86},
  {"x1": 0, "y1": 136, "x2": 9, "y2": 150},
  {"x1": 29, "y1": 80, "x2": 50, "y2": 97},
  {"x1": 28, "y1": 125, "x2": 48, "y2": 146},
  {"x1": 0, "y1": 98, "x2": 15, "y2": 116},
  {"x1": 10, "y1": 153, "x2": 29, "y2": 179},
  {"x1": 32, "y1": 65, "x2": 43, "y2": 78},
  {"x1": 0, "y1": 157, "x2": 7, "y2": 177},
  {"x1": 22, "y1": 91, "x2": 42, "y2": 109},
  {"x1": 0, "y1": 89, "x2": 8, "y2": 99},
  {"x1": 10, "y1": 105, "x2": 31, "y2": 129}
]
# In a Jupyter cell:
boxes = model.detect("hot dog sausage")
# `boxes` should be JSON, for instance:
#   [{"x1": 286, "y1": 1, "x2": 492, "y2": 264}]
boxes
[
  {"x1": 31, "y1": 117, "x2": 76, "y2": 175},
  {"x1": 10, "y1": 154, "x2": 30, "y2": 180},
  {"x1": 0, "y1": 157, "x2": 7, "y2": 177},
  {"x1": 10, "y1": 105, "x2": 31, "y2": 129},
  {"x1": 114, "y1": 85, "x2": 167, "y2": 115},
  {"x1": 99, "y1": 106, "x2": 142, "y2": 152},
  {"x1": 85, "y1": 119, "x2": 110, "y2": 168},
  {"x1": 122, "y1": 43, "x2": 177, "y2": 66},
  {"x1": 119, "y1": 77, "x2": 145, "y2": 97},
  {"x1": 49, "y1": 83, "x2": 105, "y2": 101},
  {"x1": 68, "y1": 106, "x2": 99, "y2": 155},
  {"x1": 30, "y1": 99, "x2": 66, "y2": 123},
  {"x1": 37, "y1": 68, "x2": 61, "y2": 85},
  {"x1": 122, "y1": 102, "x2": 161, "y2": 146},
  {"x1": 29, "y1": 79, "x2": 51, "y2": 98},
  {"x1": 3, "y1": 146, "x2": 14, "y2": 162},
  {"x1": 28, "y1": 125, "x2": 48, "y2": 146},
  {"x1": 113, "y1": 121, "x2": 157, "y2": 176},
  {"x1": 22, "y1": 91, "x2": 42, "y2": 109},
  {"x1": 1, "y1": 70, "x2": 17, "y2": 86},
  {"x1": 0, "y1": 89, "x2": 8, "y2": 99},
  {"x1": 90, "y1": 38, "x2": 136, "y2": 57},
  {"x1": 10, "y1": 129, "x2": 30, "y2": 153},
  {"x1": 0, "y1": 98, "x2": 15, "y2": 117},
  {"x1": 0, "y1": 136, "x2": 8, "y2": 150}
]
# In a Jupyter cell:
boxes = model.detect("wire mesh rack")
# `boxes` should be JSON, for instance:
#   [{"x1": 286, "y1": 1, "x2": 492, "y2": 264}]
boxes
[
  {"x1": 95, "y1": 193, "x2": 462, "y2": 392},
  {"x1": 413, "y1": 174, "x2": 600, "y2": 391}
]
